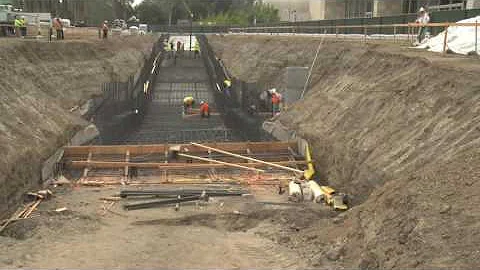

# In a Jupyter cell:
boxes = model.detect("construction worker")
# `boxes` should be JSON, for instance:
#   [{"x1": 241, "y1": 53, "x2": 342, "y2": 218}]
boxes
[
  {"x1": 271, "y1": 90, "x2": 281, "y2": 116},
  {"x1": 193, "y1": 41, "x2": 200, "y2": 59},
  {"x1": 223, "y1": 78, "x2": 232, "y2": 97},
  {"x1": 53, "y1": 18, "x2": 63, "y2": 40},
  {"x1": 183, "y1": 96, "x2": 195, "y2": 115},
  {"x1": 415, "y1": 7, "x2": 430, "y2": 44},
  {"x1": 199, "y1": 101, "x2": 210, "y2": 118},
  {"x1": 102, "y1": 21, "x2": 109, "y2": 39},
  {"x1": 14, "y1": 16, "x2": 22, "y2": 37},
  {"x1": 176, "y1": 41, "x2": 182, "y2": 52},
  {"x1": 20, "y1": 16, "x2": 27, "y2": 37}
]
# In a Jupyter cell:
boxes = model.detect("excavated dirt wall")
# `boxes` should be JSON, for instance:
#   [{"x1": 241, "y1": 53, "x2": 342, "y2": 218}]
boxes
[
  {"x1": 209, "y1": 35, "x2": 480, "y2": 268},
  {"x1": 0, "y1": 36, "x2": 155, "y2": 216}
]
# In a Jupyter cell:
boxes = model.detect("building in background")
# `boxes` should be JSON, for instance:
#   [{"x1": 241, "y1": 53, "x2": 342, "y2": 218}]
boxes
[
  {"x1": 267, "y1": 0, "x2": 480, "y2": 21},
  {"x1": 263, "y1": 0, "x2": 311, "y2": 21}
]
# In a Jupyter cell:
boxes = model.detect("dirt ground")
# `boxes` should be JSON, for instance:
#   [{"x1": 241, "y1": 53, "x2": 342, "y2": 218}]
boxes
[
  {"x1": 0, "y1": 36, "x2": 155, "y2": 216},
  {"x1": 209, "y1": 35, "x2": 480, "y2": 268},
  {"x1": 0, "y1": 184, "x2": 334, "y2": 268}
]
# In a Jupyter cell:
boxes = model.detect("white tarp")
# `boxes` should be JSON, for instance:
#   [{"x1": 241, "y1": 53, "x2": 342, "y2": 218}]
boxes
[{"x1": 417, "y1": 16, "x2": 480, "y2": 55}]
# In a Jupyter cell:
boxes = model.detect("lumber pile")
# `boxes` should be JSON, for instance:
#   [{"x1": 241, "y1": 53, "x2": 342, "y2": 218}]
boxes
[{"x1": 0, "y1": 189, "x2": 52, "y2": 234}]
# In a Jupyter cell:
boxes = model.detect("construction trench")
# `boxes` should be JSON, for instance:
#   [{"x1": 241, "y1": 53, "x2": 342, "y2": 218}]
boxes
[
  {"x1": 0, "y1": 35, "x2": 323, "y2": 269},
  {"x1": 1, "y1": 33, "x2": 479, "y2": 269},
  {"x1": 64, "y1": 35, "x2": 304, "y2": 184}
]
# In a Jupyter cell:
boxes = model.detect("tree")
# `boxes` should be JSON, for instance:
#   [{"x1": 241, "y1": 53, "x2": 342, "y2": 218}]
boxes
[{"x1": 134, "y1": 0, "x2": 279, "y2": 26}]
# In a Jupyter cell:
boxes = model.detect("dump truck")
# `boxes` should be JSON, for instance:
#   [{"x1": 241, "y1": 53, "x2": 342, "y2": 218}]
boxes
[{"x1": 0, "y1": 4, "x2": 15, "y2": 36}]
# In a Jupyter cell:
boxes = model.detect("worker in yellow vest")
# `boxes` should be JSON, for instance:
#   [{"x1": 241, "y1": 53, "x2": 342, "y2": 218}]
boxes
[
  {"x1": 193, "y1": 41, "x2": 200, "y2": 59},
  {"x1": 14, "y1": 16, "x2": 22, "y2": 37},
  {"x1": 183, "y1": 96, "x2": 195, "y2": 115},
  {"x1": 223, "y1": 78, "x2": 232, "y2": 97}
]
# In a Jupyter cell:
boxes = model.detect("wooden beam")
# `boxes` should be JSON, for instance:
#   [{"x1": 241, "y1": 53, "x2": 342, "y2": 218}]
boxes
[
  {"x1": 191, "y1": 142, "x2": 304, "y2": 174},
  {"x1": 68, "y1": 160, "x2": 309, "y2": 170},
  {"x1": 63, "y1": 142, "x2": 297, "y2": 157}
]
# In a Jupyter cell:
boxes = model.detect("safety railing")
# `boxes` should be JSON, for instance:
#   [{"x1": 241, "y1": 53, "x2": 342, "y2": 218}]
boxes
[{"x1": 230, "y1": 21, "x2": 479, "y2": 52}]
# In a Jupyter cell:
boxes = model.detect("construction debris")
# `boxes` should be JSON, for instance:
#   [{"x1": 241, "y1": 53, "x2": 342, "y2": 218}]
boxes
[
  {"x1": 0, "y1": 189, "x2": 52, "y2": 234},
  {"x1": 288, "y1": 181, "x2": 303, "y2": 202},
  {"x1": 52, "y1": 175, "x2": 72, "y2": 186}
]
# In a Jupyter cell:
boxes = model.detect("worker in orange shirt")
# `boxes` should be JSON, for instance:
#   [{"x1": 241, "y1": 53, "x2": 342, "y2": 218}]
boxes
[
  {"x1": 200, "y1": 101, "x2": 210, "y2": 118},
  {"x1": 271, "y1": 91, "x2": 281, "y2": 116}
]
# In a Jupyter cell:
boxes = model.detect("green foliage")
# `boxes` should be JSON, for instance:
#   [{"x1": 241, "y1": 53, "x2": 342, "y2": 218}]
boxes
[{"x1": 134, "y1": 0, "x2": 279, "y2": 26}]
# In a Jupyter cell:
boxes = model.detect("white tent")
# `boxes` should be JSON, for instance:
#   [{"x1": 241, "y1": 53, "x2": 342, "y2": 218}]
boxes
[{"x1": 416, "y1": 16, "x2": 480, "y2": 55}]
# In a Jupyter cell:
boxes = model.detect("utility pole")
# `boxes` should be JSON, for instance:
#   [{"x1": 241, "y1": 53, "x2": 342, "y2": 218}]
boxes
[{"x1": 190, "y1": 13, "x2": 193, "y2": 52}]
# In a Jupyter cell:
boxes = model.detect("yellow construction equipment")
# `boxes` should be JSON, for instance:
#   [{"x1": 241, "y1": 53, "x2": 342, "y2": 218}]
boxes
[
  {"x1": 303, "y1": 143, "x2": 315, "y2": 180},
  {"x1": 320, "y1": 186, "x2": 348, "y2": 211}
]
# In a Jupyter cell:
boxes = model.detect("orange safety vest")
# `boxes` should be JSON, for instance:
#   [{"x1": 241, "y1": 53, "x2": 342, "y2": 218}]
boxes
[
  {"x1": 200, "y1": 103, "x2": 209, "y2": 113},
  {"x1": 271, "y1": 94, "x2": 280, "y2": 105}
]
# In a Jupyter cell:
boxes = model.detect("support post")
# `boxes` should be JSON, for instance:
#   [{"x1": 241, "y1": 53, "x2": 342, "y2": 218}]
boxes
[
  {"x1": 476, "y1": 20, "x2": 478, "y2": 55},
  {"x1": 394, "y1": 25, "x2": 397, "y2": 43},
  {"x1": 124, "y1": 150, "x2": 130, "y2": 179},
  {"x1": 364, "y1": 26, "x2": 367, "y2": 43},
  {"x1": 443, "y1": 26, "x2": 449, "y2": 54},
  {"x1": 83, "y1": 152, "x2": 92, "y2": 178}
]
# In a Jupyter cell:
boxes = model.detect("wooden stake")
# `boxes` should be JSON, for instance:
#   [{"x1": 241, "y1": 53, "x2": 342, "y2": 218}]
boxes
[
  {"x1": 443, "y1": 26, "x2": 449, "y2": 53},
  {"x1": 190, "y1": 142, "x2": 303, "y2": 174}
]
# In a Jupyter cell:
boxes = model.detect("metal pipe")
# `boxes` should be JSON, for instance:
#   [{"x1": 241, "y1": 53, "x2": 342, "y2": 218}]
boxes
[
  {"x1": 124, "y1": 195, "x2": 202, "y2": 210},
  {"x1": 191, "y1": 142, "x2": 303, "y2": 174}
]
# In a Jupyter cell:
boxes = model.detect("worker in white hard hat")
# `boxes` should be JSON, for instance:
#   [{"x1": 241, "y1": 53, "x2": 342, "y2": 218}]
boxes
[
  {"x1": 415, "y1": 7, "x2": 430, "y2": 44},
  {"x1": 199, "y1": 100, "x2": 210, "y2": 118},
  {"x1": 102, "y1": 20, "x2": 109, "y2": 39}
]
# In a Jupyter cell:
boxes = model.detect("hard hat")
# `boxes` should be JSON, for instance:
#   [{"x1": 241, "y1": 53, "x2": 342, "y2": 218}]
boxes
[
  {"x1": 200, "y1": 100, "x2": 205, "y2": 104},
  {"x1": 419, "y1": 7, "x2": 425, "y2": 12},
  {"x1": 21, "y1": 16, "x2": 25, "y2": 19},
  {"x1": 104, "y1": 20, "x2": 108, "y2": 23}
]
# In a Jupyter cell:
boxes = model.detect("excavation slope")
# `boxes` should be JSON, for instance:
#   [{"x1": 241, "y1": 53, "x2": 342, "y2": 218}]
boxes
[
  {"x1": 209, "y1": 35, "x2": 480, "y2": 268},
  {"x1": 0, "y1": 37, "x2": 154, "y2": 215}
]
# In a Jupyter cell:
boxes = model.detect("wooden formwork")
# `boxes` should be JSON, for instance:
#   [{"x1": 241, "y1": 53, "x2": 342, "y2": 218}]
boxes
[{"x1": 59, "y1": 141, "x2": 305, "y2": 186}]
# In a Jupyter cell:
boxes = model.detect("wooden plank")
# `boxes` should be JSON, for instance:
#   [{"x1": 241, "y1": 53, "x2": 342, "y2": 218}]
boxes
[
  {"x1": 63, "y1": 142, "x2": 297, "y2": 157},
  {"x1": 68, "y1": 160, "x2": 309, "y2": 170}
]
